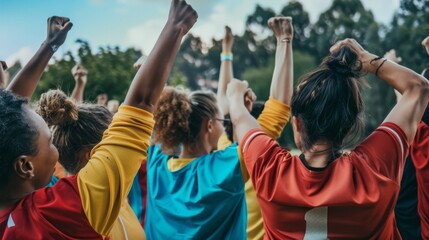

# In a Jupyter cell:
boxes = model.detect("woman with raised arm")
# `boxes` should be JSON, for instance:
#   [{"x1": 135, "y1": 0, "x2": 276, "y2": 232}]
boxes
[
  {"x1": 216, "y1": 18, "x2": 293, "y2": 240},
  {"x1": 144, "y1": 16, "x2": 293, "y2": 240},
  {"x1": 0, "y1": 1, "x2": 197, "y2": 239},
  {"x1": 228, "y1": 37, "x2": 429, "y2": 239}
]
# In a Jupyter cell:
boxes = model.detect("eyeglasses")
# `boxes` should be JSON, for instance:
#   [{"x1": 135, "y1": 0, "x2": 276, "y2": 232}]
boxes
[{"x1": 213, "y1": 118, "x2": 231, "y2": 124}]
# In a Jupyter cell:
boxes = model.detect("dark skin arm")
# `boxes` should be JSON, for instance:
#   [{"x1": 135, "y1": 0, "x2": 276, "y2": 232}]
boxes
[
  {"x1": 123, "y1": 0, "x2": 198, "y2": 112},
  {"x1": 7, "y1": 16, "x2": 73, "y2": 98}
]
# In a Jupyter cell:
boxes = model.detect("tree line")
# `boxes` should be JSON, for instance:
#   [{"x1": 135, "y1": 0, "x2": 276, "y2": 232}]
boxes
[{"x1": 8, "y1": 0, "x2": 429, "y2": 148}]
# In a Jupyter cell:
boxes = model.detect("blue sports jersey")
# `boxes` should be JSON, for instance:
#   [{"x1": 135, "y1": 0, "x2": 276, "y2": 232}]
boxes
[{"x1": 145, "y1": 144, "x2": 247, "y2": 240}]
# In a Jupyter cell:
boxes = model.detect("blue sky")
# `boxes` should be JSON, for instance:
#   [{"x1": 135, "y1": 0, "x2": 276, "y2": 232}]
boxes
[{"x1": 0, "y1": 0, "x2": 400, "y2": 66}]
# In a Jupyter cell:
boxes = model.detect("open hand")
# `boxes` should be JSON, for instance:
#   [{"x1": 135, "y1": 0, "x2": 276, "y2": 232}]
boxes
[
  {"x1": 167, "y1": 0, "x2": 198, "y2": 35},
  {"x1": 46, "y1": 16, "x2": 73, "y2": 48},
  {"x1": 268, "y1": 16, "x2": 293, "y2": 43}
]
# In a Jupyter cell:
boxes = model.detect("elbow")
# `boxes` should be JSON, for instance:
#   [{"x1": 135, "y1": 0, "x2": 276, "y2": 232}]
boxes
[{"x1": 417, "y1": 77, "x2": 429, "y2": 102}]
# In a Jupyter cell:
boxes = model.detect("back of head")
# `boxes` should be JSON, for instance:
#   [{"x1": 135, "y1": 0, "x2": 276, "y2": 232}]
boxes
[
  {"x1": 0, "y1": 90, "x2": 38, "y2": 183},
  {"x1": 152, "y1": 87, "x2": 219, "y2": 154},
  {"x1": 37, "y1": 89, "x2": 112, "y2": 174},
  {"x1": 291, "y1": 46, "x2": 364, "y2": 151}
]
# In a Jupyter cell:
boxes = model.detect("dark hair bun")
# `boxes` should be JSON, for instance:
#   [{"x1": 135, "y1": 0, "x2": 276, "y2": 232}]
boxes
[
  {"x1": 324, "y1": 46, "x2": 362, "y2": 79},
  {"x1": 37, "y1": 89, "x2": 78, "y2": 126}
]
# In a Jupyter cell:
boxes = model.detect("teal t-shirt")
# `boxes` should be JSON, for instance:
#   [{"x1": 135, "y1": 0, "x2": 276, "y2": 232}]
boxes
[{"x1": 145, "y1": 144, "x2": 247, "y2": 239}]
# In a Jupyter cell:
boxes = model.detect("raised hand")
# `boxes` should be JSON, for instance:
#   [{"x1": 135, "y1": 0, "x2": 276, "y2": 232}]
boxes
[
  {"x1": 222, "y1": 26, "x2": 234, "y2": 52},
  {"x1": 226, "y1": 79, "x2": 249, "y2": 101},
  {"x1": 384, "y1": 49, "x2": 402, "y2": 64},
  {"x1": 7, "y1": 16, "x2": 73, "y2": 97},
  {"x1": 268, "y1": 16, "x2": 293, "y2": 43},
  {"x1": 330, "y1": 38, "x2": 378, "y2": 74},
  {"x1": 70, "y1": 64, "x2": 88, "y2": 103},
  {"x1": 46, "y1": 16, "x2": 73, "y2": 51},
  {"x1": 71, "y1": 64, "x2": 88, "y2": 85},
  {"x1": 244, "y1": 88, "x2": 256, "y2": 112},
  {"x1": 167, "y1": 0, "x2": 198, "y2": 35}
]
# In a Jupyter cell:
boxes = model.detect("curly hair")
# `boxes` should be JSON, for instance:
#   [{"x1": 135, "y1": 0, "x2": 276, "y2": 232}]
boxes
[
  {"x1": 291, "y1": 46, "x2": 364, "y2": 152},
  {"x1": 37, "y1": 89, "x2": 112, "y2": 174},
  {"x1": 152, "y1": 87, "x2": 219, "y2": 154},
  {"x1": 0, "y1": 90, "x2": 39, "y2": 184}
]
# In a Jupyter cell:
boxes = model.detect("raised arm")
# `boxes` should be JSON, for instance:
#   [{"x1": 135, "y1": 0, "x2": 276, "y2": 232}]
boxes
[
  {"x1": 229, "y1": 16, "x2": 294, "y2": 144},
  {"x1": 331, "y1": 39, "x2": 429, "y2": 143},
  {"x1": 7, "y1": 16, "x2": 72, "y2": 98},
  {"x1": 70, "y1": 64, "x2": 88, "y2": 103},
  {"x1": 217, "y1": 26, "x2": 234, "y2": 115},
  {"x1": 123, "y1": 0, "x2": 197, "y2": 112},
  {"x1": 76, "y1": 0, "x2": 198, "y2": 236},
  {"x1": 268, "y1": 16, "x2": 293, "y2": 105}
]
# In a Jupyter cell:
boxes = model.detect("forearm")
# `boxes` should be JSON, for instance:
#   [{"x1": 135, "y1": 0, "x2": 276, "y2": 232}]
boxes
[
  {"x1": 373, "y1": 59, "x2": 427, "y2": 95},
  {"x1": 270, "y1": 40, "x2": 293, "y2": 105},
  {"x1": 7, "y1": 42, "x2": 53, "y2": 98},
  {"x1": 230, "y1": 95, "x2": 261, "y2": 144},
  {"x1": 0, "y1": 69, "x2": 5, "y2": 89},
  {"x1": 217, "y1": 57, "x2": 233, "y2": 115},
  {"x1": 71, "y1": 82, "x2": 86, "y2": 103},
  {"x1": 123, "y1": 24, "x2": 184, "y2": 112}
]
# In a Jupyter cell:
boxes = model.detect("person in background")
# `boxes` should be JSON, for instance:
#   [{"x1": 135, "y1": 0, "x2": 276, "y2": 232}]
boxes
[{"x1": 144, "y1": 16, "x2": 293, "y2": 239}]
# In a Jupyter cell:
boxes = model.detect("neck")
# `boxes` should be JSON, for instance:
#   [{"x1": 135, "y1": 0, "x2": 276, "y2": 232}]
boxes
[
  {"x1": 180, "y1": 138, "x2": 212, "y2": 159},
  {"x1": 301, "y1": 141, "x2": 334, "y2": 168},
  {"x1": 0, "y1": 180, "x2": 33, "y2": 209}
]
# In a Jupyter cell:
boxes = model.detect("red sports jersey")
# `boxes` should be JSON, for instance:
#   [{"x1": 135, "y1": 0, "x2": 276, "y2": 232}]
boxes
[
  {"x1": 241, "y1": 122, "x2": 408, "y2": 239},
  {"x1": 410, "y1": 122, "x2": 429, "y2": 239},
  {"x1": 0, "y1": 176, "x2": 104, "y2": 239}
]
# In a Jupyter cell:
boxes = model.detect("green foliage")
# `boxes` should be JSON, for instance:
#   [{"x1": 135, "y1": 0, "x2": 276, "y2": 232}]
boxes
[
  {"x1": 34, "y1": 39, "x2": 141, "y2": 102},
  {"x1": 9, "y1": 0, "x2": 428, "y2": 149}
]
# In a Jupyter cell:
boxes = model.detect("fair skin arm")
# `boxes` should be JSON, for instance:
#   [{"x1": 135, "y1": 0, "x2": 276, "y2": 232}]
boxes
[
  {"x1": 383, "y1": 49, "x2": 403, "y2": 102},
  {"x1": 7, "y1": 17, "x2": 73, "y2": 98},
  {"x1": 331, "y1": 39, "x2": 429, "y2": 143},
  {"x1": 228, "y1": 16, "x2": 294, "y2": 143},
  {"x1": 217, "y1": 26, "x2": 234, "y2": 115},
  {"x1": 268, "y1": 16, "x2": 294, "y2": 104},
  {"x1": 70, "y1": 64, "x2": 88, "y2": 103},
  {"x1": 123, "y1": 0, "x2": 197, "y2": 112}
]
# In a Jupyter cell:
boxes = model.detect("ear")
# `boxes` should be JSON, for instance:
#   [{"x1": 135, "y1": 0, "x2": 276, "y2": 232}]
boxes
[
  {"x1": 292, "y1": 116, "x2": 303, "y2": 150},
  {"x1": 84, "y1": 150, "x2": 91, "y2": 162},
  {"x1": 292, "y1": 116, "x2": 302, "y2": 132},
  {"x1": 13, "y1": 156, "x2": 35, "y2": 180},
  {"x1": 206, "y1": 118, "x2": 214, "y2": 133}
]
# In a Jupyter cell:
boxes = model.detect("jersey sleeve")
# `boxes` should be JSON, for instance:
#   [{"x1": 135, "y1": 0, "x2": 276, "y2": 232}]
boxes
[
  {"x1": 77, "y1": 105, "x2": 154, "y2": 236},
  {"x1": 410, "y1": 122, "x2": 429, "y2": 239},
  {"x1": 240, "y1": 129, "x2": 292, "y2": 193},
  {"x1": 354, "y1": 122, "x2": 408, "y2": 184},
  {"x1": 257, "y1": 98, "x2": 291, "y2": 139}
]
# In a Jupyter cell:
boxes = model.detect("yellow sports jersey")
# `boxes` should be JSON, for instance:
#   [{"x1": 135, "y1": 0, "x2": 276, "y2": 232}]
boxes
[{"x1": 77, "y1": 105, "x2": 154, "y2": 238}]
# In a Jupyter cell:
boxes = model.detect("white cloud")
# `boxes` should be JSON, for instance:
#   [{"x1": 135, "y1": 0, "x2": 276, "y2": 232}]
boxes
[
  {"x1": 6, "y1": 47, "x2": 34, "y2": 66},
  {"x1": 126, "y1": 18, "x2": 166, "y2": 53}
]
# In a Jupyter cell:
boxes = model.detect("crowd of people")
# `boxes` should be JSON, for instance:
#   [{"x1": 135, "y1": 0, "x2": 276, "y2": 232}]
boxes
[{"x1": 0, "y1": 0, "x2": 428, "y2": 239}]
